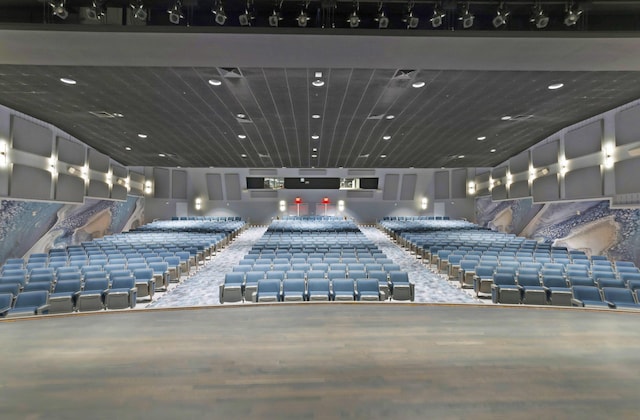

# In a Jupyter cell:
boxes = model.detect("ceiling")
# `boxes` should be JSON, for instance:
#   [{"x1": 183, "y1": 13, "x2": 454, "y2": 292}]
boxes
[{"x1": 0, "y1": 1, "x2": 640, "y2": 169}]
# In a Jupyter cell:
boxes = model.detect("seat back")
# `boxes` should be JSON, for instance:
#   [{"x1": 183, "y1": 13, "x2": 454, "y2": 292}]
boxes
[
  {"x1": 224, "y1": 272, "x2": 244, "y2": 285},
  {"x1": 133, "y1": 268, "x2": 153, "y2": 280},
  {"x1": 542, "y1": 275, "x2": 567, "y2": 288},
  {"x1": 596, "y1": 278, "x2": 625, "y2": 289},
  {"x1": 14, "y1": 290, "x2": 49, "y2": 308},
  {"x1": 572, "y1": 285, "x2": 603, "y2": 302},
  {"x1": 0, "y1": 293, "x2": 13, "y2": 313},
  {"x1": 493, "y1": 273, "x2": 516, "y2": 286},
  {"x1": 332, "y1": 278, "x2": 355, "y2": 293},
  {"x1": 83, "y1": 278, "x2": 109, "y2": 292},
  {"x1": 517, "y1": 273, "x2": 541, "y2": 287},
  {"x1": 389, "y1": 271, "x2": 409, "y2": 284},
  {"x1": 257, "y1": 279, "x2": 281, "y2": 294},
  {"x1": 307, "y1": 279, "x2": 330, "y2": 293},
  {"x1": 602, "y1": 287, "x2": 636, "y2": 304},
  {"x1": 356, "y1": 278, "x2": 379, "y2": 294},
  {"x1": 283, "y1": 278, "x2": 305, "y2": 294},
  {"x1": 0, "y1": 282, "x2": 21, "y2": 297},
  {"x1": 53, "y1": 279, "x2": 82, "y2": 294},
  {"x1": 111, "y1": 277, "x2": 136, "y2": 290}
]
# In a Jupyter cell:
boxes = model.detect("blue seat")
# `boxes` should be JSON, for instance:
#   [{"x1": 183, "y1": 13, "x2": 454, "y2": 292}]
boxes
[
  {"x1": 355, "y1": 278, "x2": 381, "y2": 301},
  {"x1": 473, "y1": 265, "x2": 496, "y2": 297},
  {"x1": 332, "y1": 279, "x2": 355, "y2": 301},
  {"x1": 23, "y1": 281, "x2": 53, "y2": 293},
  {"x1": 389, "y1": 271, "x2": 414, "y2": 301},
  {"x1": 5, "y1": 290, "x2": 49, "y2": 318},
  {"x1": 542, "y1": 275, "x2": 572, "y2": 306},
  {"x1": 602, "y1": 287, "x2": 640, "y2": 310},
  {"x1": 104, "y1": 277, "x2": 137, "y2": 310},
  {"x1": 244, "y1": 271, "x2": 266, "y2": 302},
  {"x1": 596, "y1": 278, "x2": 626, "y2": 289},
  {"x1": 307, "y1": 279, "x2": 331, "y2": 301},
  {"x1": 133, "y1": 268, "x2": 155, "y2": 301},
  {"x1": 0, "y1": 293, "x2": 13, "y2": 317},
  {"x1": 219, "y1": 272, "x2": 245, "y2": 303},
  {"x1": 517, "y1": 273, "x2": 546, "y2": 305},
  {"x1": 49, "y1": 279, "x2": 82, "y2": 313},
  {"x1": 77, "y1": 278, "x2": 109, "y2": 312},
  {"x1": 491, "y1": 272, "x2": 520, "y2": 304},
  {"x1": 148, "y1": 261, "x2": 170, "y2": 290},
  {"x1": 0, "y1": 282, "x2": 21, "y2": 299},
  {"x1": 282, "y1": 278, "x2": 305, "y2": 302},
  {"x1": 256, "y1": 279, "x2": 281, "y2": 302},
  {"x1": 367, "y1": 270, "x2": 389, "y2": 300},
  {"x1": 571, "y1": 286, "x2": 612, "y2": 308}
]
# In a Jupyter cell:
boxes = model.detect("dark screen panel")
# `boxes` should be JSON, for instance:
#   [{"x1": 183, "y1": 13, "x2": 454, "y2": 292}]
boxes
[
  {"x1": 284, "y1": 177, "x2": 340, "y2": 189},
  {"x1": 359, "y1": 178, "x2": 379, "y2": 189},
  {"x1": 246, "y1": 177, "x2": 265, "y2": 189}
]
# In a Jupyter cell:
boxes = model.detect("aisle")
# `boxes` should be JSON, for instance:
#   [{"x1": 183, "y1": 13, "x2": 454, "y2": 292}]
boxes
[
  {"x1": 148, "y1": 226, "x2": 267, "y2": 308},
  {"x1": 359, "y1": 226, "x2": 480, "y2": 304}
]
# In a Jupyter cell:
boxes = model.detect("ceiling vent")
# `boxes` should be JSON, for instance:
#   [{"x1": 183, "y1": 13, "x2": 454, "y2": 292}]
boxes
[{"x1": 89, "y1": 111, "x2": 116, "y2": 118}]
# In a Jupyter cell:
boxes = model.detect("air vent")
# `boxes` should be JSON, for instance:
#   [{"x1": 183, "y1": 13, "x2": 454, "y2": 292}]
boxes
[
  {"x1": 219, "y1": 67, "x2": 243, "y2": 78},
  {"x1": 366, "y1": 115, "x2": 384, "y2": 120},
  {"x1": 510, "y1": 114, "x2": 535, "y2": 121},
  {"x1": 357, "y1": 153, "x2": 370, "y2": 158},
  {"x1": 393, "y1": 69, "x2": 417, "y2": 80},
  {"x1": 89, "y1": 111, "x2": 116, "y2": 118}
]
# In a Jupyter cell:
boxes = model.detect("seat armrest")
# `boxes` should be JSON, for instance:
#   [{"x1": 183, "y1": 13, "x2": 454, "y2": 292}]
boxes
[
  {"x1": 605, "y1": 300, "x2": 616, "y2": 309},
  {"x1": 571, "y1": 298, "x2": 585, "y2": 307},
  {"x1": 36, "y1": 304, "x2": 50, "y2": 315}
]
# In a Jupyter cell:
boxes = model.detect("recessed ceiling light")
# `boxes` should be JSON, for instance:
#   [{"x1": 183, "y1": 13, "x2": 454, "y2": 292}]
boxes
[
  {"x1": 138, "y1": 133, "x2": 148, "y2": 139},
  {"x1": 458, "y1": 155, "x2": 465, "y2": 159},
  {"x1": 311, "y1": 154, "x2": 318, "y2": 158},
  {"x1": 382, "y1": 135, "x2": 392, "y2": 140},
  {"x1": 380, "y1": 154, "x2": 387, "y2": 158},
  {"x1": 385, "y1": 115, "x2": 395, "y2": 119},
  {"x1": 125, "y1": 146, "x2": 132, "y2": 151},
  {"x1": 477, "y1": 136, "x2": 486, "y2": 141},
  {"x1": 311, "y1": 135, "x2": 320, "y2": 140},
  {"x1": 60, "y1": 78, "x2": 76, "y2": 85},
  {"x1": 236, "y1": 113, "x2": 246, "y2": 118},
  {"x1": 113, "y1": 113, "x2": 124, "y2": 118},
  {"x1": 241, "y1": 154, "x2": 247, "y2": 158},
  {"x1": 490, "y1": 148, "x2": 497, "y2": 153},
  {"x1": 314, "y1": 71, "x2": 323, "y2": 78},
  {"x1": 501, "y1": 115, "x2": 512, "y2": 121},
  {"x1": 312, "y1": 80, "x2": 325, "y2": 87},
  {"x1": 238, "y1": 134, "x2": 246, "y2": 139},
  {"x1": 412, "y1": 81, "x2": 426, "y2": 88},
  {"x1": 312, "y1": 148, "x2": 317, "y2": 152},
  {"x1": 208, "y1": 79, "x2": 222, "y2": 86},
  {"x1": 548, "y1": 83, "x2": 564, "y2": 90},
  {"x1": 158, "y1": 153, "x2": 166, "y2": 157},
  {"x1": 312, "y1": 114, "x2": 321, "y2": 119}
]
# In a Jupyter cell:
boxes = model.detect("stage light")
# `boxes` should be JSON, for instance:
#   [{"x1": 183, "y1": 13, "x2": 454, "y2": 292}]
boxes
[
  {"x1": 530, "y1": 3, "x2": 549, "y2": 29},
  {"x1": 564, "y1": 1, "x2": 583, "y2": 26},
  {"x1": 239, "y1": 2, "x2": 254, "y2": 26},
  {"x1": 268, "y1": 10, "x2": 283, "y2": 27},
  {"x1": 49, "y1": 1, "x2": 68, "y2": 20},
  {"x1": 430, "y1": 2, "x2": 445, "y2": 28},
  {"x1": 212, "y1": 2, "x2": 227, "y2": 25},
  {"x1": 86, "y1": 1, "x2": 105, "y2": 21},
  {"x1": 347, "y1": 2, "x2": 360, "y2": 28},
  {"x1": 297, "y1": 9, "x2": 310, "y2": 27},
  {"x1": 130, "y1": 1, "x2": 147, "y2": 21},
  {"x1": 492, "y1": 2, "x2": 510, "y2": 28},
  {"x1": 459, "y1": 2, "x2": 474, "y2": 29},
  {"x1": 195, "y1": 198, "x2": 202, "y2": 211},
  {"x1": 167, "y1": 0, "x2": 183, "y2": 25},
  {"x1": 375, "y1": 10, "x2": 389, "y2": 29}
]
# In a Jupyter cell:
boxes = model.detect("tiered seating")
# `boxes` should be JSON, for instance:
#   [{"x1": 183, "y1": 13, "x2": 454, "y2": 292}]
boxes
[
  {"x1": 379, "y1": 218, "x2": 640, "y2": 308},
  {"x1": 0, "y1": 218, "x2": 246, "y2": 317},
  {"x1": 220, "y1": 217, "x2": 412, "y2": 304}
]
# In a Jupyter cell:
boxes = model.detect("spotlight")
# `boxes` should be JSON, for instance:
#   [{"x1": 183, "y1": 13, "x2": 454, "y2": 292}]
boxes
[
  {"x1": 347, "y1": 2, "x2": 360, "y2": 28},
  {"x1": 564, "y1": 2, "x2": 583, "y2": 26},
  {"x1": 130, "y1": 0, "x2": 147, "y2": 21},
  {"x1": 49, "y1": 1, "x2": 68, "y2": 20},
  {"x1": 86, "y1": 1, "x2": 105, "y2": 21},
  {"x1": 268, "y1": 10, "x2": 283, "y2": 27},
  {"x1": 296, "y1": 9, "x2": 310, "y2": 27},
  {"x1": 530, "y1": 4, "x2": 549, "y2": 29},
  {"x1": 375, "y1": 10, "x2": 389, "y2": 29},
  {"x1": 167, "y1": 1, "x2": 183, "y2": 25},
  {"x1": 459, "y1": 2, "x2": 474, "y2": 29},
  {"x1": 492, "y1": 2, "x2": 510, "y2": 28},
  {"x1": 403, "y1": 11, "x2": 419, "y2": 29},
  {"x1": 430, "y1": 3, "x2": 445, "y2": 28},
  {"x1": 238, "y1": 1, "x2": 254, "y2": 26},
  {"x1": 212, "y1": 2, "x2": 227, "y2": 25}
]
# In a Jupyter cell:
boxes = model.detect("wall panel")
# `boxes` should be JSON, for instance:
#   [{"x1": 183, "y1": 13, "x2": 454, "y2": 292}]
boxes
[
  {"x1": 171, "y1": 169, "x2": 187, "y2": 199},
  {"x1": 451, "y1": 169, "x2": 467, "y2": 199},
  {"x1": 153, "y1": 167, "x2": 171, "y2": 199},
  {"x1": 399, "y1": 174, "x2": 417, "y2": 200},
  {"x1": 382, "y1": 174, "x2": 399, "y2": 201},
  {"x1": 10, "y1": 164, "x2": 51, "y2": 200},
  {"x1": 434, "y1": 171, "x2": 449, "y2": 200},
  {"x1": 615, "y1": 104, "x2": 640, "y2": 146},
  {"x1": 532, "y1": 174, "x2": 560, "y2": 202},
  {"x1": 565, "y1": 120, "x2": 603, "y2": 159},
  {"x1": 532, "y1": 140, "x2": 559, "y2": 168},
  {"x1": 11, "y1": 116, "x2": 52, "y2": 157},
  {"x1": 206, "y1": 173, "x2": 223, "y2": 200},
  {"x1": 55, "y1": 173, "x2": 85, "y2": 203},
  {"x1": 615, "y1": 157, "x2": 640, "y2": 194},
  {"x1": 565, "y1": 166, "x2": 603, "y2": 199},
  {"x1": 224, "y1": 173, "x2": 241, "y2": 200}
]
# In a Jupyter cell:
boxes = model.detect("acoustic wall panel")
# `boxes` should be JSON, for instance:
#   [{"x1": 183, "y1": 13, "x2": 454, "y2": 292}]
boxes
[
  {"x1": 10, "y1": 164, "x2": 51, "y2": 200},
  {"x1": 348, "y1": 169, "x2": 376, "y2": 177},
  {"x1": 451, "y1": 169, "x2": 467, "y2": 199},
  {"x1": 399, "y1": 174, "x2": 417, "y2": 200},
  {"x1": 532, "y1": 140, "x2": 559, "y2": 168},
  {"x1": 492, "y1": 166, "x2": 507, "y2": 179},
  {"x1": 11, "y1": 116, "x2": 52, "y2": 157},
  {"x1": 509, "y1": 180, "x2": 530, "y2": 199},
  {"x1": 615, "y1": 157, "x2": 640, "y2": 194},
  {"x1": 509, "y1": 151, "x2": 529, "y2": 175},
  {"x1": 87, "y1": 179, "x2": 110, "y2": 199},
  {"x1": 250, "y1": 190, "x2": 277, "y2": 199},
  {"x1": 565, "y1": 166, "x2": 603, "y2": 199},
  {"x1": 491, "y1": 184, "x2": 508, "y2": 201},
  {"x1": 249, "y1": 168, "x2": 278, "y2": 176},
  {"x1": 153, "y1": 167, "x2": 170, "y2": 199},
  {"x1": 111, "y1": 184, "x2": 127, "y2": 201},
  {"x1": 347, "y1": 190, "x2": 374, "y2": 198},
  {"x1": 565, "y1": 120, "x2": 603, "y2": 159},
  {"x1": 56, "y1": 137, "x2": 85, "y2": 166},
  {"x1": 88, "y1": 149, "x2": 110, "y2": 173},
  {"x1": 55, "y1": 173, "x2": 84, "y2": 203},
  {"x1": 434, "y1": 171, "x2": 449, "y2": 200},
  {"x1": 475, "y1": 171, "x2": 491, "y2": 196},
  {"x1": 382, "y1": 174, "x2": 400, "y2": 201},
  {"x1": 129, "y1": 172, "x2": 144, "y2": 196},
  {"x1": 615, "y1": 104, "x2": 640, "y2": 146},
  {"x1": 224, "y1": 173, "x2": 241, "y2": 200},
  {"x1": 532, "y1": 174, "x2": 560, "y2": 202},
  {"x1": 112, "y1": 165, "x2": 127, "y2": 179},
  {"x1": 206, "y1": 173, "x2": 223, "y2": 200},
  {"x1": 299, "y1": 169, "x2": 327, "y2": 176},
  {"x1": 171, "y1": 170, "x2": 187, "y2": 199}
]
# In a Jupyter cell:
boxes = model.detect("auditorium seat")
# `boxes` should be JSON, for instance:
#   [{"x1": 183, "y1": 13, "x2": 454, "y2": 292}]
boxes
[
  {"x1": 219, "y1": 272, "x2": 245, "y2": 303},
  {"x1": 104, "y1": 277, "x2": 137, "y2": 310},
  {"x1": 5, "y1": 290, "x2": 49, "y2": 318},
  {"x1": 133, "y1": 268, "x2": 155, "y2": 301},
  {"x1": 48, "y1": 279, "x2": 82, "y2": 313},
  {"x1": 367, "y1": 271, "x2": 389, "y2": 300},
  {"x1": 491, "y1": 273, "x2": 520, "y2": 304},
  {"x1": 517, "y1": 273, "x2": 547, "y2": 305},
  {"x1": 244, "y1": 271, "x2": 265, "y2": 302},
  {"x1": 571, "y1": 286, "x2": 612, "y2": 308},
  {"x1": 282, "y1": 278, "x2": 305, "y2": 302},
  {"x1": 543, "y1": 275, "x2": 572, "y2": 306},
  {"x1": 0, "y1": 293, "x2": 12, "y2": 317},
  {"x1": 256, "y1": 279, "x2": 281, "y2": 302},
  {"x1": 355, "y1": 278, "x2": 381, "y2": 301},
  {"x1": 390, "y1": 271, "x2": 414, "y2": 301},
  {"x1": 77, "y1": 278, "x2": 109, "y2": 312},
  {"x1": 307, "y1": 279, "x2": 331, "y2": 301},
  {"x1": 332, "y1": 279, "x2": 355, "y2": 301},
  {"x1": 602, "y1": 287, "x2": 640, "y2": 310}
]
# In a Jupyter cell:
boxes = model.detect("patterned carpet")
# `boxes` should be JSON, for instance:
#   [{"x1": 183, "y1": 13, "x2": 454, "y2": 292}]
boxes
[{"x1": 148, "y1": 225, "x2": 481, "y2": 308}]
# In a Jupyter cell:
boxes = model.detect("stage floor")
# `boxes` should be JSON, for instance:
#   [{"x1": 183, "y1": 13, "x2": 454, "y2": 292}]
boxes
[{"x1": 2, "y1": 304, "x2": 640, "y2": 419}]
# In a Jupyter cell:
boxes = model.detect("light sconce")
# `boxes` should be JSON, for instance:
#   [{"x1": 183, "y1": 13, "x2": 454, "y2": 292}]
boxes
[
  {"x1": 0, "y1": 141, "x2": 8, "y2": 167},
  {"x1": 105, "y1": 171, "x2": 113, "y2": 186},
  {"x1": 279, "y1": 200, "x2": 286, "y2": 212},
  {"x1": 559, "y1": 158, "x2": 568, "y2": 176},
  {"x1": 338, "y1": 200, "x2": 345, "y2": 212},
  {"x1": 506, "y1": 171, "x2": 513, "y2": 187},
  {"x1": 603, "y1": 144, "x2": 614, "y2": 169},
  {"x1": 195, "y1": 197, "x2": 202, "y2": 211},
  {"x1": 529, "y1": 166, "x2": 537, "y2": 182},
  {"x1": 468, "y1": 181, "x2": 476, "y2": 195},
  {"x1": 144, "y1": 180, "x2": 153, "y2": 194},
  {"x1": 420, "y1": 197, "x2": 428, "y2": 210},
  {"x1": 489, "y1": 177, "x2": 494, "y2": 191},
  {"x1": 49, "y1": 1, "x2": 68, "y2": 20},
  {"x1": 130, "y1": 1, "x2": 148, "y2": 21},
  {"x1": 49, "y1": 157, "x2": 58, "y2": 176},
  {"x1": 81, "y1": 165, "x2": 89, "y2": 181}
]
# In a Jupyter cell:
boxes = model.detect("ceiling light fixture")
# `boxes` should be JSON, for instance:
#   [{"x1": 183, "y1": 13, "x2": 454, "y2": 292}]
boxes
[
  {"x1": 383, "y1": 135, "x2": 391, "y2": 140},
  {"x1": 167, "y1": 0, "x2": 184, "y2": 25},
  {"x1": 477, "y1": 136, "x2": 486, "y2": 141},
  {"x1": 490, "y1": 148, "x2": 497, "y2": 153},
  {"x1": 380, "y1": 154, "x2": 387, "y2": 158},
  {"x1": 86, "y1": 1, "x2": 105, "y2": 21},
  {"x1": 241, "y1": 154, "x2": 247, "y2": 158},
  {"x1": 268, "y1": 9, "x2": 283, "y2": 27},
  {"x1": 412, "y1": 81, "x2": 425, "y2": 88},
  {"x1": 125, "y1": 146, "x2": 132, "y2": 151},
  {"x1": 430, "y1": 2, "x2": 445, "y2": 28},
  {"x1": 49, "y1": 1, "x2": 68, "y2": 20},
  {"x1": 238, "y1": 134, "x2": 246, "y2": 139},
  {"x1": 564, "y1": 1, "x2": 583, "y2": 26},
  {"x1": 311, "y1": 154, "x2": 318, "y2": 158},
  {"x1": 130, "y1": 1, "x2": 147, "y2": 21},
  {"x1": 459, "y1": 2, "x2": 474, "y2": 29},
  {"x1": 492, "y1": 2, "x2": 510, "y2": 28},
  {"x1": 530, "y1": 2, "x2": 549, "y2": 29},
  {"x1": 236, "y1": 113, "x2": 246, "y2": 118},
  {"x1": 238, "y1": 1, "x2": 255, "y2": 26},
  {"x1": 208, "y1": 79, "x2": 222, "y2": 86},
  {"x1": 458, "y1": 155, "x2": 465, "y2": 159},
  {"x1": 312, "y1": 114, "x2": 321, "y2": 119},
  {"x1": 375, "y1": 4, "x2": 389, "y2": 29},
  {"x1": 403, "y1": 1, "x2": 419, "y2": 29},
  {"x1": 158, "y1": 153, "x2": 166, "y2": 158},
  {"x1": 548, "y1": 83, "x2": 564, "y2": 90},
  {"x1": 347, "y1": 1, "x2": 360, "y2": 28},
  {"x1": 212, "y1": 1, "x2": 227, "y2": 25},
  {"x1": 312, "y1": 80, "x2": 325, "y2": 87},
  {"x1": 501, "y1": 115, "x2": 512, "y2": 121},
  {"x1": 311, "y1": 135, "x2": 320, "y2": 140},
  {"x1": 296, "y1": 3, "x2": 310, "y2": 27},
  {"x1": 138, "y1": 133, "x2": 148, "y2": 139},
  {"x1": 60, "y1": 77, "x2": 76, "y2": 85},
  {"x1": 385, "y1": 115, "x2": 395, "y2": 119}
]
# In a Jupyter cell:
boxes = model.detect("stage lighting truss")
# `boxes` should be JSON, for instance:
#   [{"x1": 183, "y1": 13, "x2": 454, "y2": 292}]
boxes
[
  {"x1": 130, "y1": 0, "x2": 147, "y2": 21},
  {"x1": 86, "y1": 1, "x2": 106, "y2": 21},
  {"x1": 492, "y1": 2, "x2": 510, "y2": 28},
  {"x1": 239, "y1": 1, "x2": 255, "y2": 26},
  {"x1": 296, "y1": 3, "x2": 311, "y2": 27},
  {"x1": 49, "y1": 1, "x2": 68, "y2": 20},
  {"x1": 403, "y1": 1, "x2": 418, "y2": 29},
  {"x1": 167, "y1": 0, "x2": 183, "y2": 25},
  {"x1": 269, "y1": 1, "x2": 284, "y2": 27}
]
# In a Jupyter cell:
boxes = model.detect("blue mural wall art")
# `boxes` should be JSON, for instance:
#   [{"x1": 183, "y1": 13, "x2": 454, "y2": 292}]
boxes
[
  {"x1": 475, "y1": 197, "x2": 640, "y2": 266},
  {"x1": 0, "y1": 196, "x2": 144, "y2": 264}
]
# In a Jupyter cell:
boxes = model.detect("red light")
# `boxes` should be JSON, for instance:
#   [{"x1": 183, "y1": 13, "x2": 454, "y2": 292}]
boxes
[
  {"x1": 294, "y1": 197, "x2": 302, "y2": 204},
  {"x1": 322, "y1": 197, "x2": 330, "y2": 204}
]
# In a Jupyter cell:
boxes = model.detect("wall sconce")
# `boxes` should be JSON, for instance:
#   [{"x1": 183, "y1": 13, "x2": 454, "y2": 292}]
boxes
[
  {"x1": 105, "y1": 171, "x2": 113, "y2": 186},
  {"x1": 144, "y1": 180, "x2": 153, "y2": 194},
  {"x1": 0, "y1": 141, "x2": 8, "y2": 167},
  {"x1": 506, "y1": 172, "x2": 513, "y2": 187},
  {"x1": 559, "y1": 158, "x2": 568, "y2": 177},
  {"x1": 49, "y1": 156, "x2": 58, "y2": 175},
  {"x1": 125, "y1": 176, "x2": 131, "y2": 191},
  {"x1": 603, "y1": 144, "x2": 614, "y2": 169},
  {"x1": 195, "y1": 197, "x2": 202, "y2": 211},
  {"x1": 67, "y1": 165, "x2": 79, "y2": 176},
  {"x1": 529, "y1": 166, "x2": 536, "y2": 182},
  {"x1": 338, "y1": 200, "x2": 345, "y2": 212},
  {"x1": 279, "y1": 200, "x2": 286, "y2": 212},
  {"x1": 420, "y1": 197, "x2": 428, "y2": 210},
  {"x1": 489, "y1": 177, "x2": 494, "y2": 191},
  {"x1": 468, "y1": 181, "x2": 476, "y2": 195},
  {"x1": 81, "y1": 165, "x2": 89, "y2": 181}
]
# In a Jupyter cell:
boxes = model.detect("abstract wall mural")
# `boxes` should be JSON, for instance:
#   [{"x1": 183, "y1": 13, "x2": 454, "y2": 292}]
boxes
[
  {"x1": 475, "y1": 197, "x2": 640, "y2": 266},
  {"x1": 0, "y1": 196, "x2": 144, "y2": 264}
]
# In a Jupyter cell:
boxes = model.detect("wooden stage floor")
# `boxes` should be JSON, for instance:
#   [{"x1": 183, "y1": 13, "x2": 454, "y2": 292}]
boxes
[{"x1": 1, "y1": 303, "x2": 640, "y2": 419}]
